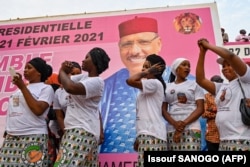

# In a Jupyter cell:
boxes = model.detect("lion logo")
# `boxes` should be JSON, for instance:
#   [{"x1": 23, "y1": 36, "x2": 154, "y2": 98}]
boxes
[
  {"x1": 173, "y1": 12, "x2": 202, "y2": 34},
  {"x1": 21, "y1": 143, "x2": 44, "y2": 165}
]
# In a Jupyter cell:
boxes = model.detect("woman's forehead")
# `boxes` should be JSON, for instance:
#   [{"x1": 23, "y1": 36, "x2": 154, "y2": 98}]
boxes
[{"x1": 180, "y1": 60, "x2": 190, "y2": 65}]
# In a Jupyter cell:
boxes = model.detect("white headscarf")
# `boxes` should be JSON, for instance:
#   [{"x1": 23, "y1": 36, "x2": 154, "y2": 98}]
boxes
[{"x1": 171, "y1": 58, "x2": 188, "y2": 76}]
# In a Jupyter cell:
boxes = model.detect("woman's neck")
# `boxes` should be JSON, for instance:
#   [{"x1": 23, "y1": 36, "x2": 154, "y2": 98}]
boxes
[{"x1": 175, "y1": 77, "x2": 187, "y2": 84}]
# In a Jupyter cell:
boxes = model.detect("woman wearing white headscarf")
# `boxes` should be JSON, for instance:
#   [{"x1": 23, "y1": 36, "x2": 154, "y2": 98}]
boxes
[{"x1": 162, "y1": 58, "x2": 204, "y2": 151}]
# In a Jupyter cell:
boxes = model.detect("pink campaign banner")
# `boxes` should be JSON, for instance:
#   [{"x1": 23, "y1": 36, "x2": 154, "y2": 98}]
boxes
[
  {"x1": 0, "y1": 3, "x2": 222, "y2": 165},
  {"x1": 99, "y1": 153, "x2": 137, "y2": 167}
]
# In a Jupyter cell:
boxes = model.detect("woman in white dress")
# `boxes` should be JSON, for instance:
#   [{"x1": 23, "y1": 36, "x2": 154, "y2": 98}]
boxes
[
  {"x1": 126, "y1": 54, "x2": 167, "y2": 167},
  {"x1": 196, "y1": 38, "x2": 250, "y2": 151},
  {"x1": 0, "y1": 57, "x2": 54, "y2": 166},
  {"x1": 162, "y1": 58, "x2": 204, "y2": 151}
]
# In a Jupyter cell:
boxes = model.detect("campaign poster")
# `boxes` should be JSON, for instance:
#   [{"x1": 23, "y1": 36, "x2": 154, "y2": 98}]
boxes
[{"x1": 0, "y1": 3, "x2": 222, "y2": 166}]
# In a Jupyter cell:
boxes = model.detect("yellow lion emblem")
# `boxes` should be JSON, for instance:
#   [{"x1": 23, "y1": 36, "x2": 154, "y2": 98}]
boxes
[{"x1": 173, "y1": 12, "x2": 202, "y2": 34}]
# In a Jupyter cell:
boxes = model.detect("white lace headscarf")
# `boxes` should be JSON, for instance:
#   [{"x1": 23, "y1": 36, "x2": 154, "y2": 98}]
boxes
[{"x1": 171, "y1": 58, "x2": 188, "y2": 76}]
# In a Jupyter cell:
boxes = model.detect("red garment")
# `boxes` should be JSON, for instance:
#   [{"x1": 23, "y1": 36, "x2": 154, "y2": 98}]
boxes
[
  {"x1": 47, "y1": 125, "x2": 58, "y2": 167},
  {"x1": 202, "y1": 93, "x2": 220, "y2": 143}
]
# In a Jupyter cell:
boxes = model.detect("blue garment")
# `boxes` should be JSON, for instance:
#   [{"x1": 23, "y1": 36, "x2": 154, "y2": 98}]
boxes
[
  {"x1": 200, "y1": 117, "x2": 208, "y2": 151},
  {"x1": 100, "y1": 68, "x2": 138, "y2": 153},
  {"x1": 99, "y1": 67, "x2": 206, "y2": 153}
]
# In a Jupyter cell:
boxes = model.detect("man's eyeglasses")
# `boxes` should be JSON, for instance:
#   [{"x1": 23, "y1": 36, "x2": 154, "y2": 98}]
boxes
[{"x1": 119, "y1": 35, "x2": 159, "y2": 49}]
